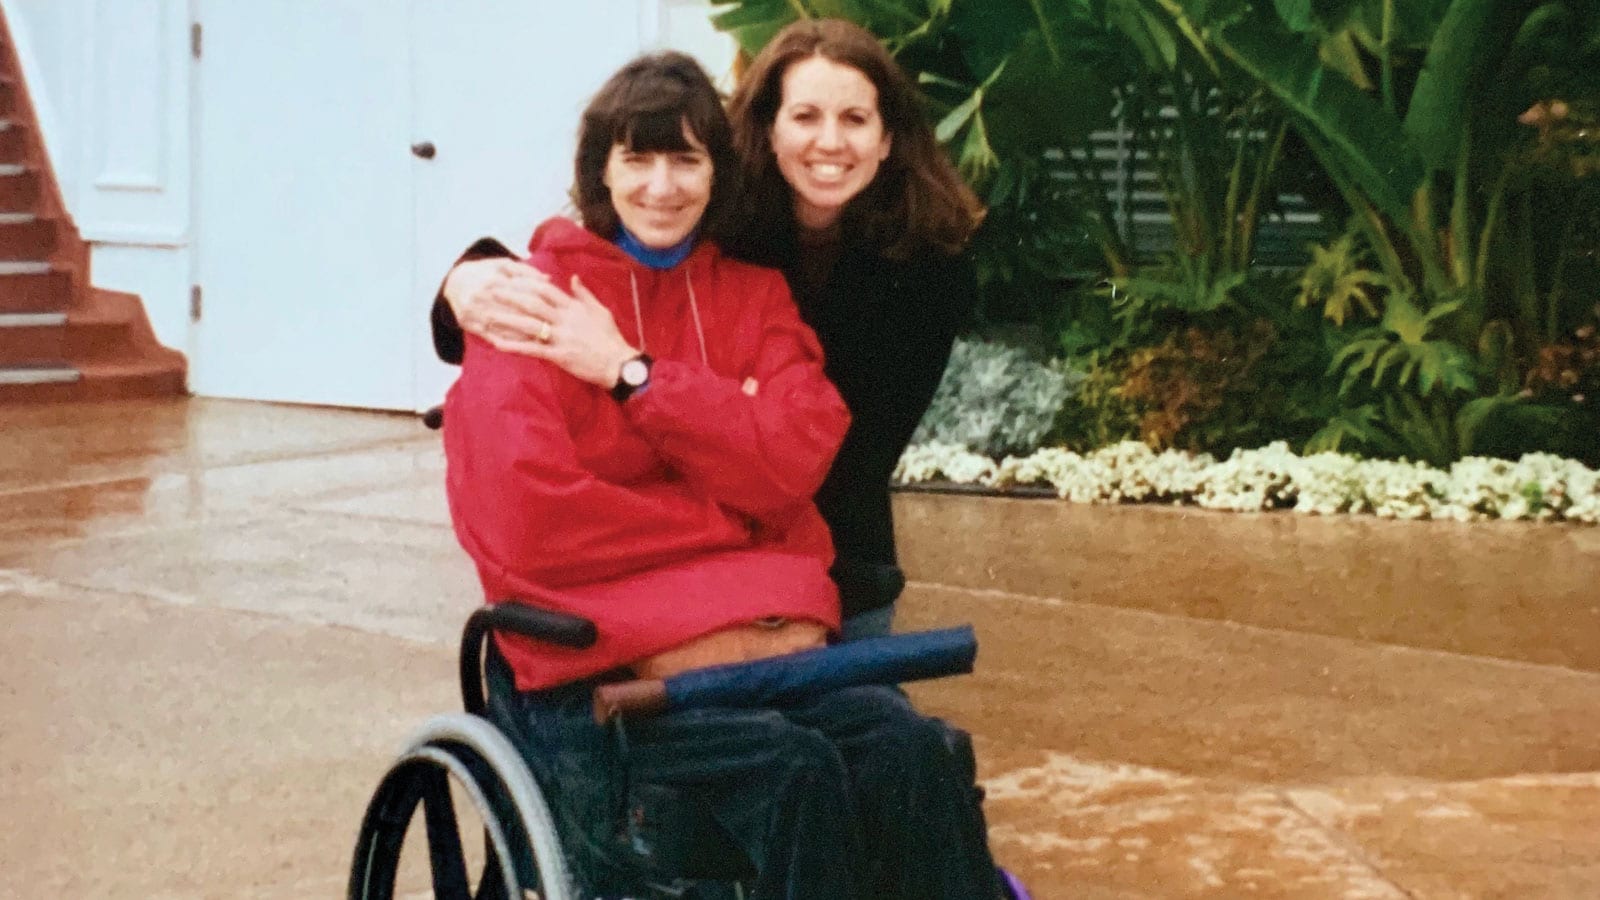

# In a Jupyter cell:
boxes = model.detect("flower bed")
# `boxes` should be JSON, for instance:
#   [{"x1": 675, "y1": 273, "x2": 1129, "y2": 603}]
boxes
[{"x1": 893, "y1": 441, "x2": 1600, "y2": 524}]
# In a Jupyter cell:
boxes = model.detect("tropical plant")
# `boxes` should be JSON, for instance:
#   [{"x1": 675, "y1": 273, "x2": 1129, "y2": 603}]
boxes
[
  {"x1": 1519, "y1": 306, "x2": 1600, "y2": 464},
  {"x1": 1328, "y1": 292, "x2": 1477, "y2": 398},
  {"x1": 1108, "y1": 253, "x2": 1250, "y2": 322},
  {"x1": 1295, "y1": 232, "x2": 1383, "y2": 326},
  {"x1": 966, "y1": 155, "x2": 1106, "y2": 326},
  {"x1": 1051, "y1": 348, "x2": 1144, "y2": 451},
  {"x1": 1116, "y1": 319, "x2": 1276, "y2": 449},
  {"x1": 1141, "y1": 0, "x2": 1600, "y2": 463},
  {"x1": 1151, "y1": 0, "x2": 1600, "y2": 361}
]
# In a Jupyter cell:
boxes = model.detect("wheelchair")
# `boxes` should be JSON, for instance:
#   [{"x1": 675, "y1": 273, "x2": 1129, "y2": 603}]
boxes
[
  {"x1": 348, "y1": 601, "x2": 1036, "y2": 899},
  {"x1": 351, "y1": 411, "x2": 1030, "y2": 898}
]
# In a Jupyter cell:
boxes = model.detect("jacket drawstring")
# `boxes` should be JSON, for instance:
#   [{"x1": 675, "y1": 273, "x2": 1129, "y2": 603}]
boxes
[
  {"x1": 684, "y1": 274, "x2": 709, "y2": 366},
  {"x1": 627, "y1": 270, "x2": 709, "y2": 366}
]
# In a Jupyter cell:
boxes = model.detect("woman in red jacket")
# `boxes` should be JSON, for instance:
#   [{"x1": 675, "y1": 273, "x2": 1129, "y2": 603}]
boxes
[
  {"x1": 446, "y1": 51, "x2": 1001, "y2": 899},
  {"x1": 437, "y1": 19, "x2": 984, "y2": 644}
]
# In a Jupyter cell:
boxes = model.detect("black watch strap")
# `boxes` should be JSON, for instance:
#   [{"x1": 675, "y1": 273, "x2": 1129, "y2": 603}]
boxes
[{"x1": 610, "y1": 353, "x2": 653, "y2": 403}]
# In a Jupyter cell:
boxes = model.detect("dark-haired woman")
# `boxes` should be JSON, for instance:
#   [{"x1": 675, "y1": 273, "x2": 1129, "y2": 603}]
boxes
[
  {"x1": 436, "y1": 18, "x2": 983, "y2": 641},
  {"x1": 445, "y1": 50, "x2": 1001, "y2": 899}
]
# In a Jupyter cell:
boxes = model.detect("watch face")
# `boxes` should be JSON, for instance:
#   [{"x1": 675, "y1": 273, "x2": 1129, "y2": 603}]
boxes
[{"x1": 621, "y1": 358, "x2": 650, "y2": 387}]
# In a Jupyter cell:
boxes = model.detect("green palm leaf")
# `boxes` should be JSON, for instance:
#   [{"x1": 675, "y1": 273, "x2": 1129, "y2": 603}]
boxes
[{"x1": 1401, "y1": 0, "x2": 1497, "y2": 170}]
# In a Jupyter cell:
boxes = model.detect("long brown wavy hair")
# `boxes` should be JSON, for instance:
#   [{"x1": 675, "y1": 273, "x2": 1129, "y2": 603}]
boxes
[{"x1": 727, "y1": 18, "x2": 984, "y2": 259}]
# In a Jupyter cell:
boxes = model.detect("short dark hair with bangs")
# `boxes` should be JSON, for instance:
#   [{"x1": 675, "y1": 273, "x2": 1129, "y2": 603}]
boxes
[{"x1": 572, "y1": 51, "x2": 738, "y2": 243}]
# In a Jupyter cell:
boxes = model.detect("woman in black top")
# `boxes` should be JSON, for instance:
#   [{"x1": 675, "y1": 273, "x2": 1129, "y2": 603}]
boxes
[{"x1": 433, "y1": 18, "x2": 984, "y2": 640}]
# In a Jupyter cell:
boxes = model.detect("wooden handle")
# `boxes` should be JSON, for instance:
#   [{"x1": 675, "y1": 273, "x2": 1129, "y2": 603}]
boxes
[{"x1": 592, "y1": 679, "x2": 669, "y2": 723}]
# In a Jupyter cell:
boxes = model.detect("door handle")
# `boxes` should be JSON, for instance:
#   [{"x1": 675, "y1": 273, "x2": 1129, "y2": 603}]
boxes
[{"x1": 411, "y1": 141, "x2": 437, "y2": 160}]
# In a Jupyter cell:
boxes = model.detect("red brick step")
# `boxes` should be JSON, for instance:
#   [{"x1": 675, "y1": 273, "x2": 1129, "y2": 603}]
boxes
[
  {"x1": 0, "y1": 267, "x2": 68, "y2": 312},
  {"x1": 0, "y1": 310, "x2": 65, "y2": 364},
  {"x1": 0, "y1": 359, "x2": 184, "y2": 403},
  {"x1": 0, "y1": 165, "x2": 38, "y2": 209},
  {"x1": 0, "y1": 121, "x2": 24, "y2": 163},
  {"x1": 0, "y1": 215, "x2": 54, "y2": 259}
]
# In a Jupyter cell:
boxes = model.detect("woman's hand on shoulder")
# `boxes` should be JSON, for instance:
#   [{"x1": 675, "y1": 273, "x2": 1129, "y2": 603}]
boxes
[
  {"x1": 527, "y1": 276, "x2": 638, "y2": 389},
  {"x1": 443, "y1": 258, "x2": 555, "y2": 353},
  {"x1": 445, "y1": 262, "x2": 635, "y2": 388}
]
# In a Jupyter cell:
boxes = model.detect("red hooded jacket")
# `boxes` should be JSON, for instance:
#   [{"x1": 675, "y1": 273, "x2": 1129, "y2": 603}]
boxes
[{"x1": 444, "y1": 218, "x2": 851, "y2": 690}]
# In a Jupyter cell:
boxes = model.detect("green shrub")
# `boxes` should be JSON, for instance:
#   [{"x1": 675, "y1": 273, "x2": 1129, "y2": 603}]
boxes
[
  {"x1": 912, "y1": 337, "x2": 1084, "y2": 458},
  {"x1": 1051, "y1": 350, "x2": 1142, "y2": 453}
]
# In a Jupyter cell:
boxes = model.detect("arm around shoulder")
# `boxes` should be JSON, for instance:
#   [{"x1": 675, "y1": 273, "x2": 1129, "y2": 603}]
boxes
[{"x1": 432, "y1": 237, "x2": 517, "y2": 365}]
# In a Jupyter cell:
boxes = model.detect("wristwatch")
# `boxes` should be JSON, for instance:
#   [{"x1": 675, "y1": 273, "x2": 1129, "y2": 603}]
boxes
[{"x1": 610, "y1": 353, "x2": 653, "y2": 403}]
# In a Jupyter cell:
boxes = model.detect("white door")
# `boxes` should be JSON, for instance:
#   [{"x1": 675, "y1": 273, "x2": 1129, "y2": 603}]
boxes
[
  {"x1": 408, "y1": 0, "x2": 648, "y2": 410},
  {"x1": 192, "y1": 2, "x2": 732, "y2": 410},
  {"x1": 192, "y1": 2, "x2": 415, "y2": 408}
]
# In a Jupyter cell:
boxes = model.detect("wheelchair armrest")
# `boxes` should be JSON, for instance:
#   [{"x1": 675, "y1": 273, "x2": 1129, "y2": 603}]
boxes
[
  {"x1": 459, "y1": 601, "x2": 598, "y2": 715},
  {"x1": 469, "y1": 601, "x2": 598, "y2": 650}
]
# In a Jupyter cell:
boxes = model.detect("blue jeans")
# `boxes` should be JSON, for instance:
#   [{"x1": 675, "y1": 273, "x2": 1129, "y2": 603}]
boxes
[{"x1": 486, "y1": 649, "x2": 998, "y2": 899}]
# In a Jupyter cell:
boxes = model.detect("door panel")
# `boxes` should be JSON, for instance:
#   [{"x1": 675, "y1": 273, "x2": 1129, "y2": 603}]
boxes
[
  {"x1": 409, "y1": 0, "x2": 645, "y2": 410},
  {"x1": 193, "y1": 2, "x2": 414, "y2": 408}
]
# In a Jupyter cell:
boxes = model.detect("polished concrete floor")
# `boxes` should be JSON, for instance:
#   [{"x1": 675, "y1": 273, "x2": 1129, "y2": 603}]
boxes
[{"x1": 2, "y1": 397, "x2": 1598, "y2": 898}]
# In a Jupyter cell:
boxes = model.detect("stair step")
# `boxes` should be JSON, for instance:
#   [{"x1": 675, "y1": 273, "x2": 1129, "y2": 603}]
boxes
[
  {"x1": 0, "y1": 166, "x2": 38, "y2": 209},
  {"x1": 0, "y1": 311, "x2": 66, "y2": 326},
  {"x1": 0, "y1": 358, "x2": 184, "y2": 403},
  {"x1": 0, "y1": 81, "x2": 13, "y2": 117},
  {"x1": 0, "y1": 362, "x2": 78, "y2": 385},
  {"x1": 0, "y1": 212, "x2": 36, "y2": 224},
  {"x1": 0, "y1": 121, "x2": 21, "y2": 162},
  {"x1": 0, "y1": 218, "x2": 54, "y2": 259},
  {"x1": 64, "y1": 311, "x2": 136, "y2": 362},
  {"x1": 0, "y1": 315, "x2": 65, "y2": 365},
  {"x1": 0, "y1": 269, "x2": 71, "y2": 313},
  {"x1": 0, "y1": 260, "x2": 50, "y2": 274}
]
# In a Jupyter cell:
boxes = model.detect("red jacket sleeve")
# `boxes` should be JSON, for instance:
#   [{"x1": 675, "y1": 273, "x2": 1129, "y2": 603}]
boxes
[
  {"x1": 620, "y1": 272, "x2": 850, "y2": 519},
  {"x1": 445, "y1": 337, "x2": 751, "y2": 589}
]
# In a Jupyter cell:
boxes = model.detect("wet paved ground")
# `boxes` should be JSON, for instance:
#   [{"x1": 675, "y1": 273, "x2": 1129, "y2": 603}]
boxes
[{"x1": 2, "y1": 397, "x2": 1598, "y2": 898}]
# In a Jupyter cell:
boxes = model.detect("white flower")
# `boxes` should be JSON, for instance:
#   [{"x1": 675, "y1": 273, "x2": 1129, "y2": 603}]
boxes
[{"x1": 894, "y1": 441, "x2": 1599, "y2": 526}]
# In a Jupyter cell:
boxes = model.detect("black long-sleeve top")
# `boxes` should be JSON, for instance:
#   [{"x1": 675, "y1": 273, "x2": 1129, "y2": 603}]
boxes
[{"x1": 432, "y1": 235, "x2": 972, "y2": 619}]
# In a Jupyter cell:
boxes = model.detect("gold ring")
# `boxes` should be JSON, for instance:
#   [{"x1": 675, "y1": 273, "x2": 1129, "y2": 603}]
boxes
[{"x1": 536, "y1": 320, "x2": 552, "y2": 343}]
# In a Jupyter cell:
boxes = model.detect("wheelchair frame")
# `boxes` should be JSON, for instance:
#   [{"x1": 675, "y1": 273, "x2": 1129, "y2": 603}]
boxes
[
  {"x1": 350, "y1": 602, "x2": 760, "y2": 900},
  {"x1": 349, "y1": 603, "x2": 596, "y2": 900}
]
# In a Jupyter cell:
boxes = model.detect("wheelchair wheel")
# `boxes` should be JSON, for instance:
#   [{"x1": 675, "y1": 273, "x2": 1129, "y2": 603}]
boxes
[{"x1": 349, "y1": 713, "x2": 577, "y2": 900}]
